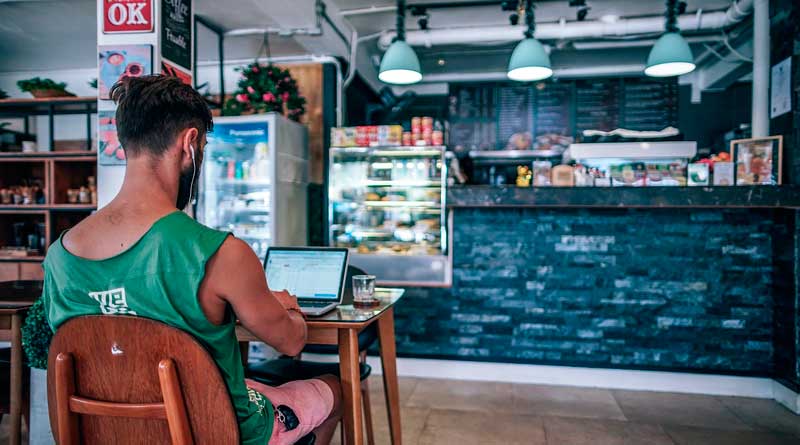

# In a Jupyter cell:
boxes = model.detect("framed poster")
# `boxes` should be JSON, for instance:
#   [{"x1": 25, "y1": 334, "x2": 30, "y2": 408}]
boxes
[
  {"x1": 98, "y1": 45, "x2": 153, "y2": 100},
  {"x1": 162, "y1": 60, "x2": 192, "y2": 86},
  {"x1": 103, "y1": 0, "x2": 153, "y2": 34},
  {"x1": 161, "y1": 0, "x2": 192, "y2": 70},
  {"x1": 98, "y1": 111, "x2": 126, "y2": 166},
  {"x1": 731, "y1": 136, "x2": 782, "y2": 185}
]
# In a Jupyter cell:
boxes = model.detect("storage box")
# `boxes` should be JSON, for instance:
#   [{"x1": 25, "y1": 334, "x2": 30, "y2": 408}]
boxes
[
  {"x1": 713, "y1": 162, "x2": 734, "y2": 186},
  {"x1": 688, "y1": 163, "x2": 709, "y2": 186}
]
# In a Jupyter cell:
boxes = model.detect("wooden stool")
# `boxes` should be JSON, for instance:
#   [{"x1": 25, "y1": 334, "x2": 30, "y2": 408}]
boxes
[{"x1": 47, "y1": 316, "x2": 239, "y2": 444}]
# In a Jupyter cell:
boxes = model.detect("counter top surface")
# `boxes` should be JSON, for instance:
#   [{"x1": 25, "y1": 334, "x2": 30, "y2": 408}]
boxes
[{"x1": 447, "y1": 185, "x2": 800, "y2": 209}]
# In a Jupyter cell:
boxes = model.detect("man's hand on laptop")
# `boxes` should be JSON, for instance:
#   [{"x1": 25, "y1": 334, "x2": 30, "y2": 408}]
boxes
[{"x1": 273, "y1": 290, "x2": 305, "y2": 318}]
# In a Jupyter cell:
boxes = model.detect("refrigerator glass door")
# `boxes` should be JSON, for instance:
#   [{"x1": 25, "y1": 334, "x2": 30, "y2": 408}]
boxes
[{"x1": 199, "y1": 118, "x2": 272, "y2": 258}]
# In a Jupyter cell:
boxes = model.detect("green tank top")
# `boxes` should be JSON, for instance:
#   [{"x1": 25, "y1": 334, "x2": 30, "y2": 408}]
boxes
[{"x1": 41, "y1": 211, "x2": 273, "y2": 444}]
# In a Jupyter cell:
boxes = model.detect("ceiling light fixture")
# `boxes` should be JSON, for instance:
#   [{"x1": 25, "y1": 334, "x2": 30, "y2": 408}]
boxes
[
  {"x1": 645, "y1": 0, "x2": 696, "y2": 77},
  {"x1": 507, "y1": 0, "x2": 553, "y2": 82},
  {"x1": 379, "y1": 0, "x2": 422, "y2": 85}
]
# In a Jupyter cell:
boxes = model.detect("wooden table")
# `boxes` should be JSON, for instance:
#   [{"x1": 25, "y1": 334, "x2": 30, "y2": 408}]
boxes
[
  {"x1": 0, "y1": 280, "x2": 40, "y2": 445},
  {"x1": 237, "y1": 288, "x2": 405, "y2": 445}
]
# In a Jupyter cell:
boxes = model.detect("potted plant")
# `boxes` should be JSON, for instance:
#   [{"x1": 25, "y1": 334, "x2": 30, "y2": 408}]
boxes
[
  {"x1": 16, "y1": 77, "x2": 75, "y2": 99},
  {"x1": 0, "y1": 88, "x2": 8, "y2": 100},
  {"x1": 223, "y1": 62, "x2": 306, "y2": 121},
  {"x1": 21, "y1": 298, "x2": 54, "y2": 444}
]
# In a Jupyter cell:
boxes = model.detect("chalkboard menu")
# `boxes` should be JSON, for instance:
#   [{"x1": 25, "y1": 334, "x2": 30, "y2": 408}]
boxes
[
  {"x1": 534, "y1": 82, "x2": 571, "y2": 136},
  {"x1": 575, "y1": 79, "x2": 621, "y2": 133},
  {"x1": 496, "y1": 85, "x2": 533, "y2": 148},
  {"x1": 622, "y1": 78, "x2": 679, "y2": 130},
  {"x1": 447, "y1": 77, "x2": 678, "y2": 149},
  {"x1": 449, "y1": 85, "x2": 496, "y2": 149}
]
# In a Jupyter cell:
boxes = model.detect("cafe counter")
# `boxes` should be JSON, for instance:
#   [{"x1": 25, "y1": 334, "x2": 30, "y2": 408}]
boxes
[{"x1": 391, "y1": 185, "x2": 800, "y2": 391}]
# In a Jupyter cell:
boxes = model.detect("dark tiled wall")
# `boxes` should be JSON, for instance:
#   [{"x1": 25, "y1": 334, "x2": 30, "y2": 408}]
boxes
[{"x1": 395, "y1": 208, "x2": 785, "y2": 375}]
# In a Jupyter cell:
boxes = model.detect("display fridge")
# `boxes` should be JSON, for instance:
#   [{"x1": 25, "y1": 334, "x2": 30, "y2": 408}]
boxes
[
  {"x1": 329, "y1": 145, "x2": 451, "y2": 286},
  {"x1": 197, "y1": 113, "x2": 309, "y2": 258}
]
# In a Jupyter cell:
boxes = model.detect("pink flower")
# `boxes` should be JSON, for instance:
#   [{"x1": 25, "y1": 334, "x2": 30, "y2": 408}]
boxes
[
  {"x1": 247, "y1": 86, "x2": 255, "y2": 94},
  {"x1": 281, "y1": 92, "x2": 290, "y2": 102},
  {"x1": 236, "y1": 93, "x2": 249, "y2": 103},
  {"x1": 284, "y1": 76, "x2": 290, "y2": 82},
  {"x1": 262, "y1": 92, "x2": 276, "y2": 102},
  {"x1": 251, "y1": 65, "x2": 260, "y2": 73}
]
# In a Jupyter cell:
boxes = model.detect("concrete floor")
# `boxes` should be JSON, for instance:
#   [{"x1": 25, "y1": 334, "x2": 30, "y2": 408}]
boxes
[
  {"x1": 3, "y1": 377, "x2": 797, "y2": 444},
  {"x1": 332, "y1": 377, "x2": 800, "y2": 445}
]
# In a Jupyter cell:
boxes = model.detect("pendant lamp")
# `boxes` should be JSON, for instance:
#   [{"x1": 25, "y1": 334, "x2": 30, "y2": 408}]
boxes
[
  {"x1": 379, "y1": 0, "x2": 422, "y2": 85},
  {"x1": 645, "y1": 0, "x2": 695, "y2": 77},
  {"x1": 507, "y1": 0, "x2": 552, "y2": 82}
]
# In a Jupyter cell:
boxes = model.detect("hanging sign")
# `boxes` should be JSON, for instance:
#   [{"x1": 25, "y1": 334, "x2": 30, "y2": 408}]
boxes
[
  {"x1": 161, "y1": 0, "x2": 192, "y2": 70},
  {"x1": 103, "y1": 0, "x2": 154, "y2": 34}
]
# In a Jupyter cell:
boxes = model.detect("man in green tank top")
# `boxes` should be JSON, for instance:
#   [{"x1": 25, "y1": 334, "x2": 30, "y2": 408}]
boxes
[{"x1": 41, "y1": 75, "x2": 342, "y2": 445}]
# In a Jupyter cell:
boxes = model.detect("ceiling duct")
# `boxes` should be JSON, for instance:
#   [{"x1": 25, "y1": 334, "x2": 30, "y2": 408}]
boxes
[{"x1": 378, "y1": 0, "x2": 754, "y2": 49}]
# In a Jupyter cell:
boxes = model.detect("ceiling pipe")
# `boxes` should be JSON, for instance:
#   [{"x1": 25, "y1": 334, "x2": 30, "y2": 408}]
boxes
[
  {"x1": 419, "y1": 64, "x2": 648, "y2": 83},
  {"x1": 378, "y1": 0, "x2": 753, "y2": 49}
]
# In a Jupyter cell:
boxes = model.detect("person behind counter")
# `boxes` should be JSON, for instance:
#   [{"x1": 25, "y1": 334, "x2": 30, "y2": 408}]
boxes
[{"x1": 40, "y1": 75, "x2": 342, "y2": 445}]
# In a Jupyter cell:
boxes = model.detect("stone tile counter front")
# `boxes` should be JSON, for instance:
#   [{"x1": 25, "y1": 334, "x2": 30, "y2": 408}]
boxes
[{"x1": 392, "y1": 186, "x2": 800, "y2": 391}]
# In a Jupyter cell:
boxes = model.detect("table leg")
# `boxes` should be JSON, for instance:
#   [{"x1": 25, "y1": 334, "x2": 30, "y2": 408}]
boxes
[
  {"x1": 10, "y1": 314, "x2": 23, "y2": 445},
  {"x1": 338, "y1": 328, "x2": 363, "y2": 445},
  {"x1": 377, "y1": 308, "x2": 402, "y2": 445}
]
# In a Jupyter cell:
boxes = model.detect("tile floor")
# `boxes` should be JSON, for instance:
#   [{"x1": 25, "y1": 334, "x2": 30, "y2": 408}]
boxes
[
  {"x1": 330, "y1": 377, "x2": 800, "y2": 445},
  {"x1": 3, "y1": 377, "x2": 797, "y2": 444}
]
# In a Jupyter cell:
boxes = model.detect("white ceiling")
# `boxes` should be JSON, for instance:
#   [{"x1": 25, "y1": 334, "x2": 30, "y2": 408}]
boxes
[{"x1": 0, "y1": 0, "x2": 748, "y2": 89}]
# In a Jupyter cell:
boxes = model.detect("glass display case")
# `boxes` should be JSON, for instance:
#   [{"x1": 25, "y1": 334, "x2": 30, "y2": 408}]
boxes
[
  {"x1": 329, "y1": 145, "x2": 451, "y2": 286},
  {"x1": 197, "y1": 114, "x2": 309, "y2": 258}
]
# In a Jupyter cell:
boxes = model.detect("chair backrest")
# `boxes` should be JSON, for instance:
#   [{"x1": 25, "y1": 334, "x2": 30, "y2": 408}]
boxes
[{"x1": 47, "y1": 315, "x2": 240, "y2": 445}]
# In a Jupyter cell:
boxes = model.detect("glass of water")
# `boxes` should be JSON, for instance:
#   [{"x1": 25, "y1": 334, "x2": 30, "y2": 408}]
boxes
[{"x1": 352, "y1": 275, "x2": 377, "y2": 307}]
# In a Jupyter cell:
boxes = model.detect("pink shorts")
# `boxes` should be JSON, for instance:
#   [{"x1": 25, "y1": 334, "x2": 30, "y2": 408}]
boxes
[{"x1": 246, "y1": 378, "x2": 335, "y2": 445}]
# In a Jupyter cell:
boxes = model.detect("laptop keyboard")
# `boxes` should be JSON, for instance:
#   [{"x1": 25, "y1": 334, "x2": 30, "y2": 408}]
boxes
[{"x1": 300, "y1": 301, "x2": 332, "y2": 308}]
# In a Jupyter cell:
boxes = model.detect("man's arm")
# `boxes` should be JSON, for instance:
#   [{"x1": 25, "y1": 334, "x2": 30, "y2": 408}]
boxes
[{"x1": 203, "y1": 236, "x2": 307, "y2": 356}]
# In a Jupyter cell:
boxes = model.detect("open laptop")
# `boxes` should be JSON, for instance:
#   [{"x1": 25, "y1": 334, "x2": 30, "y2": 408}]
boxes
[{"x1": 264, "y1": 247, "x2": 349, "y2": 316}]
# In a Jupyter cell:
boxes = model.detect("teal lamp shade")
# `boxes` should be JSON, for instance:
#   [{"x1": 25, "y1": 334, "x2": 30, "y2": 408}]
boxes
[
  {"x1": 507, "y1": 37, "x2": 553, "y2": 82},
  {"x1": 379, "y1": 40, "x2": 422, "y2": 85},
  {"x1": 645, "y1": 32, "x2": 696, "y2": 77}
]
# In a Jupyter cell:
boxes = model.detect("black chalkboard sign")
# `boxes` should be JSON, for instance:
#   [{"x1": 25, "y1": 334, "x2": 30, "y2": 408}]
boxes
[
  {"x1": 496, "y1": 85, "x2": 533, "y2": 148},
  {"x1": 447, "y1": 77, "x2": 678, "y2": 149},
  {"x1": 534, "y1": 82, "x2": 571, "y2": 136},
  {"x1": 161, "y1": 0, "x2": 192, "y2": 70}
]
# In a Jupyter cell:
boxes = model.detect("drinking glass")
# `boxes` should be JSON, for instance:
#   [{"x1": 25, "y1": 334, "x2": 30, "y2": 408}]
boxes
[{"x1": 352, "y1": 275, "x2": 377, "y2": 307}]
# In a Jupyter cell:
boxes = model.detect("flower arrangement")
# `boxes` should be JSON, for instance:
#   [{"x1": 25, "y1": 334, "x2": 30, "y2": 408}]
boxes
[
  {"x1": 223, "y1": 62, "x2": 306, "y2": 121},
  {"x1": 22, "y1": 298, "x2": 52, "y2": 370},
  {"x1": 17, "y1": 77, "x2": 74, "y2": 98}
]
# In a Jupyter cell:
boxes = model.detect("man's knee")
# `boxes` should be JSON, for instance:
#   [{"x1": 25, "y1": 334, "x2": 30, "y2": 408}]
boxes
[{"x1": 318, "y1": 374, "x2": 343, "y2": 418}]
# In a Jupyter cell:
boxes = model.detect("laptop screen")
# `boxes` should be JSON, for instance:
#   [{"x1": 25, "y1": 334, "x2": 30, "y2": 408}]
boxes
[{"x1": 265, "y1": 248, "x2": 348, "y2": 301}]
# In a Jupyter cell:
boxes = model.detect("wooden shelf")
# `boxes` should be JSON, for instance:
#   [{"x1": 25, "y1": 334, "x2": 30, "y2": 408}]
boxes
[
  {"x1": 0, "y1": 205, "x2": 95, "y2": 211},
  {"x1": 0, "y1": 96, "x2": 96, "y2": 105},
  {"x1": 0, "y1": 256, "x2": 44, "y2": 262},
  {"x1": 0, "y1": 151, "x2": 96, "y2": 159}
]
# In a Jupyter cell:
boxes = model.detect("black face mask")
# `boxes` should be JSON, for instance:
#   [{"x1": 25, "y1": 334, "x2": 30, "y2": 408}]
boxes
[{"x1": 176, "y1": 163, "x2": 196, "y2": 210}]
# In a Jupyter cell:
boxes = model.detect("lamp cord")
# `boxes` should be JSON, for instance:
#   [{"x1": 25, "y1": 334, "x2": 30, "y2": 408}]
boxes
[
  {"x1": 665, "y1": 0, "x2": 679, "y2": 33},
  {"x1": 524, "y1": 0, "x2": 535, "y2": 39},
  {"x1": 396, "y1": 0, "x2": 406, "y2": 42}
]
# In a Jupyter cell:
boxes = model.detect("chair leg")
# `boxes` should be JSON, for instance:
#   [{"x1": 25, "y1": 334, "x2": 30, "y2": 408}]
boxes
[
  {"x1": 359, "y1": 350, "x2": 375, "y2": 445},
  {"x1": 361, "y1": 380, "x2": 375, "y2": 445}
]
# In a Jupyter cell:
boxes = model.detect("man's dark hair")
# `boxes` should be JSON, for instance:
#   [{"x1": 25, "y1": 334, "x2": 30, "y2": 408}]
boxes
[{"x1": 109, "y1": 75, "x2": 212, "y2": 157}]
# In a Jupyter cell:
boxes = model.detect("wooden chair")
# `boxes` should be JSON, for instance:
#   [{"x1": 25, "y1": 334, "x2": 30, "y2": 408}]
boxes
[{"x1": 47, "y1": 316, "x2": 240, "y2": 444}]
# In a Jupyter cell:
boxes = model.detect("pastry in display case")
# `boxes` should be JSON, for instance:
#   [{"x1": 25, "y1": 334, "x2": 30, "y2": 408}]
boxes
[{"x1": 329, "y1": 145, "x2": 450, "y2": 286}]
